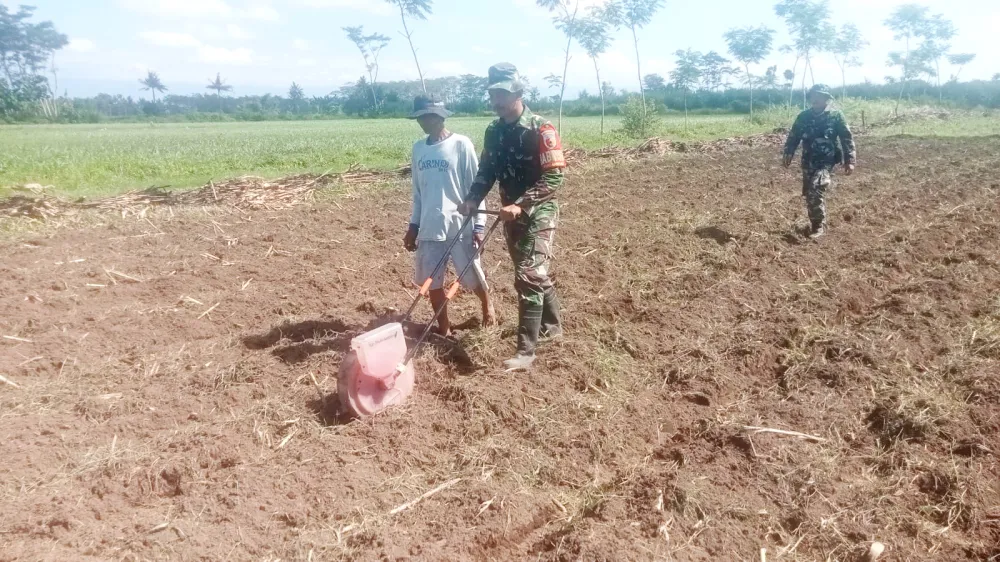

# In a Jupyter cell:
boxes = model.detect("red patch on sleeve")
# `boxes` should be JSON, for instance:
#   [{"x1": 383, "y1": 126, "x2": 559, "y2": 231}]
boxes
[{"x1": 538, "y1": 123, "x2": 567, "y2": 170}]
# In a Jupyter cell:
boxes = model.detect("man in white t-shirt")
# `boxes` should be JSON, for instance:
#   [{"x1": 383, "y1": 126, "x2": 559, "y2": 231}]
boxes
[{"x1": 403, "y1": 96, "x2": 496, "y2": 337}]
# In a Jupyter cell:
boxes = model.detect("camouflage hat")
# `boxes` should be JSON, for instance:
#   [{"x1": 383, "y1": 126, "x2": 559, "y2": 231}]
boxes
[
  {"x1": 408, "y1": 95, "x2": 452, "y2": 119},
  {"x1": 486, "y1": 62, "x2": 525, "y2": 93},
  {"x1": 808, "y1": 84, "x2": 834, "y2": 99}
]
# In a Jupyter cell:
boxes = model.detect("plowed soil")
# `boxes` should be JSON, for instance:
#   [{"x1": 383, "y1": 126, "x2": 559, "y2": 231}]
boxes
[{"x1": 2, "y1": 137, "x2": 999, "y2": 561}]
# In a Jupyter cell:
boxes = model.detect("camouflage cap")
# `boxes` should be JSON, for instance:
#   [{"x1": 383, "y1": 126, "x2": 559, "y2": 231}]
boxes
[
  {"x1": 486, "y1": 62, "x2": 525, "y2": 93},
  {"x1": 408, "y1": 95, "x2": 452, "y2": 119},
  {"x1": 808, "y1": 84, "x2": 834, "y2": 99}
]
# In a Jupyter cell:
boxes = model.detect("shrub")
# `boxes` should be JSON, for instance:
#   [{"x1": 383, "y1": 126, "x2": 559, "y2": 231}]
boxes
[{"x1": 619, "y1": 96, "x2": 661, "y2": 139}]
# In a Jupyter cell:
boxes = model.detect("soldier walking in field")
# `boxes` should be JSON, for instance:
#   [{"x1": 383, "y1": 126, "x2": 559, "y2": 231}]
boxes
[
  {"x1": 458, "y1": 63, "x2": 566, "y2": 371},
  {"x1": 782, "y1": 84, "x2": 857, "y2": 239}
]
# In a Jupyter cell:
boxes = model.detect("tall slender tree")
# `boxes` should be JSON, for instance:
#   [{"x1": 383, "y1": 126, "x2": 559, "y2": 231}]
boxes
[
  {"x1": 779, "y1": 44, "x2": 802, "y2": 107},
  {"x1": 384, "y1": 0, "x2": 431, "y2": 94},
  {"x1": 724, "y1": 25, "x2": 774, "y2": 122},
  {"x1": 699, "y1": 51, "x2": 737, "y2": 92},
  {"x1": 206, "y1": 72, "x2": 233, "y2": 111},
  {"x1": 669, "y1": 49, "x2": 702, "y2": 130},
  {"x1": 608, "y1": 0, "x2": 663, "y2": 133},
  {"x1": 343, "y1": 26, "x2": 391, "y2": 110},
  {"x1": 544, "y1": 73, "x2": 563, "y2": 104},
  {"x1": 762, "y1": 65, "x2": 778, "y2": 105},
  {"x1": 916, "y1": 14, "x2": 956, "y2": 102},
  {"x1": 0, "y1": 5, "x2": 68, "y2": 89},
  {"x1": 830, "y1": 24, "x2": 866, "y2": 100},
  {"x1": 537, "y1": 0, "x2": 585, "y2": 132},
  {"x1": 947, "y1": 53, "x2": 976, "y2": 82},
  {"x1": 774, "y1": 0, "x2": 832, "y2": 108},
  {"x1": 782, "y1": 68, "x2": 795, "y2": 106},
  {"x1": 576, "y1": 6, "x2": 615, "y2": 135},
  {"x1": 884, "y1": 4, "x2": 941, "y2": 114},
  {"x1": 139, "y1": 71, "x2": 167, "y2": 102},
  {"x1": 288, "y1": 82, "x2": 305, "y2": 113}
]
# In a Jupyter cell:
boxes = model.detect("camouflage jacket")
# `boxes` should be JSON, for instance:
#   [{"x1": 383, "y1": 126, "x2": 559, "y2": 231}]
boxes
[
  {"x1": 467, "y1": 107, "x2": 567, "y2": 210},
  {"x1": 783, "y1": 108, "x2": 857, "y2": 170}
]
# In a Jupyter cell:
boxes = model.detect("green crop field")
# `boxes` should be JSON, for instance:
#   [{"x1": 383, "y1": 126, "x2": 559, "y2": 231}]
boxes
[
  {"x1": 0, "y1": 115, "x2": 768, "y2": 198},
  {"x1": 2, "y1": 105, "x2": 998, "y2": 198}
]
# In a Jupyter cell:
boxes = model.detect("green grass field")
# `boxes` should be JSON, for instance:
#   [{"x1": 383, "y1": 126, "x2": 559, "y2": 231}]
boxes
[{"x1": 2, "y1": 104, "x2": 997, "y2": 198}]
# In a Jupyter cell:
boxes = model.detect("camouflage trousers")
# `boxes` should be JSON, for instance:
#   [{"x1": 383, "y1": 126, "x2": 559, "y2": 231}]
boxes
[
  {"x1": 504, "y1": 201, "x2": 558, "y2": 308},
  {"x1": 802, "y1": 167, "x2": 833, "y2": 229}
]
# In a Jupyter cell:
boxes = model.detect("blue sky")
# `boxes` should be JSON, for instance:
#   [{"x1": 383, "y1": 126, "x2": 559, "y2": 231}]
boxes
[{"x1": 14, "y1": 0, "x2": 1000, "y2": 99}]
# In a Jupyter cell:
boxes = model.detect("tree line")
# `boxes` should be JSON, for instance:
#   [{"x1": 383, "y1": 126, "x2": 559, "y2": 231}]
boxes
[
  {"x1": 3, "y1": 1, "x2": 999, "y2": 125},
  {"x1": 38, "y1": 73, "x2": 1000, "y2": 125}
]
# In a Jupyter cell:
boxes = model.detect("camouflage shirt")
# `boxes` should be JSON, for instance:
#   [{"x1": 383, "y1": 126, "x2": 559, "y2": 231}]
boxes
[
  {"x1": 467, "y1": 106, "x2": 567, "y2": 209},
  {"x1": 783, "y1": 108, "x2": 857, "y2": 170}
]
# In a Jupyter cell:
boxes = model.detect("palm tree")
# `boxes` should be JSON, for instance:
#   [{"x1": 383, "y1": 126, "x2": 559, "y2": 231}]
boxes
[
  {"x1": 139, "y1": 71, "x2": 167, "y2": 102},
  {"x1": 206, "y1": 73, "x2": 233, "y2": 112},
  {"x1": 288, "y1": 82, "x2": 305, "y2": 114}
]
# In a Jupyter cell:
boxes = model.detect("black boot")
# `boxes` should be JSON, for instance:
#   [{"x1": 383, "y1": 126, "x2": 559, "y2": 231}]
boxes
[
  {"x1": 540, "y1": 287, "x2": 563, "y2": 342},
  {"x1": 504, "y1": 299, "x2": 542, "y2": 372}
]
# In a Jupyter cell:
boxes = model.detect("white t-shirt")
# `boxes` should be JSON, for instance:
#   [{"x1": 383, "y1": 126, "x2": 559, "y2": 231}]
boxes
[{"x1": 410, "y1": 133, "x2": 487, "y2": 242}]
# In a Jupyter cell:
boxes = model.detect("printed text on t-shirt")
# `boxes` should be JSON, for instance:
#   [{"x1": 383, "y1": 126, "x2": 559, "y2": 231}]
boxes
[{"x1": 418, "y1": 158, "x2": 450, "y2": 172}]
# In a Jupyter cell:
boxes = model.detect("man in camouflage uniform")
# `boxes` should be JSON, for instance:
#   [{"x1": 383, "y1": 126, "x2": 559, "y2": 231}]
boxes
[
  {"x1": 783, "y1": 84, "x2": 857, "y2": 239},
  {"x1": 458, "y1": 63, "x2": 566, "y2": 371}
]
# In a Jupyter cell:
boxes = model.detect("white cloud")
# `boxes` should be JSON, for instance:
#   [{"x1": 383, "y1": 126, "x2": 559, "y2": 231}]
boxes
[
  {"x1": 293, "y1": 0, "x2": 393, "y2": 16},
  {"x1": 227, "y1": 24, "x2": 253, "y2": 40},
  {"x1": 243, "y1": 3, "x2": 279, "y2": 21},
  {"x1": 198, "y1": 46, "x2": 254, "y2": 65},
  {"x1": 137, "y1": 29, "x2": 254, "y2": 66},
  {"x1": 122, "y1": 0, "x2": 234, "y2": 18},
  {"x1": 514, "y1": 0, "x2": 610, "y2": 15},
  {"x1": 429, "y1": 61, "x2": 468, "y2": 76},
  {"x1": 138, "y1": 31, "x2": 203, "y2": 48},
  {"x1": 293, "y1": 39, "x2": 309, "y2": 51},
  {"x1": 297, "y1": 58, "x2": 318, "y2": 67},
  {"x1": 68, "y1": 39, "x2": 97, "y2": 52},
  {"x1": 120, "y1": 0, "x2": 278, "y2": 21},
  {"x1": 471, "y1": 46, "x2": 494, "y2": 55}
]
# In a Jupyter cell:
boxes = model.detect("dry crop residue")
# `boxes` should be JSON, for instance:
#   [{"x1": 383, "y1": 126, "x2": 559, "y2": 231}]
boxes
[{"x1": 1, "y1": 137, "x2": 998, "y2": 561}]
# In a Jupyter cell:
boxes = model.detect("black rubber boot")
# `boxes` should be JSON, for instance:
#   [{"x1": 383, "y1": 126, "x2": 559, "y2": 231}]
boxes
[
  {"x1": 504, "y1": 300, "x2": 542, "y2": 372},
  {"x1": 540, "y1": 287, "x2": 563, "y2": 342}
]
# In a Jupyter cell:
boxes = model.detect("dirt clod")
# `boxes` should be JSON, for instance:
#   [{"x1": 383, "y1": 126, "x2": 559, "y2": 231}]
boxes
[{"x1": 1, "y1": 136, "x2": 998, "y2": 560}]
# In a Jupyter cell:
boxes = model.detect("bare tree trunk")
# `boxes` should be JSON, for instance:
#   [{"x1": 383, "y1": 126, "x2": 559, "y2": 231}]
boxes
[
  {"x1": 840, "y1": 64, "x2": 846, "y2": 100},
  {"x1": 895, "y1": 37, "x2": 909, "y2": 117},
  {"x1": 631, "y1": 24, "x2": 647, "y2": 135},
  {"x1": 49, "y1": 54, "x2": 58, "y2": 97},
  {"x1": 800, "y1": 63, "x2": 808, "y2": 109},
  {"x1": 684, "y1": 92, "x2": 688, "y2": 132},
  {"x1": 554, "y1": 2, "x2": 579, "y2": 133},
  {"x1": 593, "y1": 56, "x2": 604, "y2": 136},
  {"x1": 367, "y1": 69, "x2": 380, "y2": 109},
  {"x1": 746, "y1": 63, "x2": 753, "y2": 123},
  {"x1": 398, "y1": 7, "x2": 426, "y2": 95},
  {"x1": 788, "y1": 55, "x2": 800, "y2": 108},
  {"x1": 936, "y1": 58, "x2": 942, "y2": 104},
  {"x1": 558, "y1": 41, "x2": 571, "y2": 132}
]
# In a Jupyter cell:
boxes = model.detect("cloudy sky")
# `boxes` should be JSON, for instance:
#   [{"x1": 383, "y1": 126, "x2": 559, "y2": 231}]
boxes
[{"x1": 16, "y1": 0, "x2": 1000, "y2": 100}]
